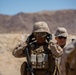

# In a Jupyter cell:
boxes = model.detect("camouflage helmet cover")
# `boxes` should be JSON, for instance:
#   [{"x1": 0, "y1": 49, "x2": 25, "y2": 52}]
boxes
[
  {"x1": 32, "y1": 21, "x2": 50, "y2": 34},
  {"x1": 55, "y1": 27, "x2": 68, "y2": 37}
]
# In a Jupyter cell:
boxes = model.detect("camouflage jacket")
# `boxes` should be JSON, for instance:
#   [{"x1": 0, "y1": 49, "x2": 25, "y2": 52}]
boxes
[{"x1": 12, "y1": 41, "x2": 63, "y2": 58}]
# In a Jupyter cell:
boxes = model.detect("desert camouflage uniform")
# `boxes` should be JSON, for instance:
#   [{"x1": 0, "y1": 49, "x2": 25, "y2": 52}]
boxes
[
  {"x1": 64, "y1": 40, "x2": 76, "y2": 75},
  {"x1": 55, "y1": 27, "x2": 68, "y2": 75},
  {"x1": 12, "y1": 22, "x2": 63, "y2": 75}
]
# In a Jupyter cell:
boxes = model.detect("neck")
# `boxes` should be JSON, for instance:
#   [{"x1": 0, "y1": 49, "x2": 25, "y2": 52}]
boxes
[
  {"x1": 60, "y1": 44, "x2": 66, "y2": 48},
  {"x1": 37, "y1": 42, "x2": 46, "y2": 45}
]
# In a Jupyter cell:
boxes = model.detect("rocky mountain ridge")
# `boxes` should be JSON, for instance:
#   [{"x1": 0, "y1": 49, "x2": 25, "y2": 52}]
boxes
[{"x1": 0, "y1": 10, "x2": 76, "y2": 34}]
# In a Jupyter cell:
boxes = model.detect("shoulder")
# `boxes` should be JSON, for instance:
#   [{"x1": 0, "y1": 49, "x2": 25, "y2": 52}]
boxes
[{"x1": 64, "y1": 40, "x2": 76, "y2": 54}]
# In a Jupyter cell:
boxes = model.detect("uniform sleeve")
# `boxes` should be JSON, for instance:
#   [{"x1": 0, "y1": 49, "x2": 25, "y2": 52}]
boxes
[
  {"x1": 64, "y1": 40, "x2": 76, "y2": 63},
  {"x1": 12, "y1": 42, "x2": 27, "y2": 58},
  {"x1": 49, "y1": 42, "x2": 63, "y2": 58},
  {"x1": 64, "y1": 40, "x2": 76, "y2": 54}
]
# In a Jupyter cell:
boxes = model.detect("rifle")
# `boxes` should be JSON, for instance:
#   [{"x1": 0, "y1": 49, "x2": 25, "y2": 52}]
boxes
[{"x1": 25, "y1": 47, "x2": 35, "y2": 75}]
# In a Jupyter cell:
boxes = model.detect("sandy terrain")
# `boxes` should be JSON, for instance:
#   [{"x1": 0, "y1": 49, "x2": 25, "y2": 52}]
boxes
[{"x1": 0, "y1": 34, "x2": 75, "y2": 75}]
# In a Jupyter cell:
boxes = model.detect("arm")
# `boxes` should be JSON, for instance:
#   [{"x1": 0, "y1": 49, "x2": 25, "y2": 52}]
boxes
[
  {"x1": 49, "y1": 42, "x2": 63, "y2": 58},
  {"x1": 66, "y1": 49, "x2": 76, "y2": 64},
  {"x1": 64, "y1": 40, "x2": 76, "y2": 63},
  {"x1": 12, "y1": 42, "x2": 27, "y2": 58}
]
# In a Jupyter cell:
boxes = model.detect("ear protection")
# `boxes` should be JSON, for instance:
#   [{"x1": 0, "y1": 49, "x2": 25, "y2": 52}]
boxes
[{"x1": 26, "y1": 33, "x2": 52, "y2": 44}]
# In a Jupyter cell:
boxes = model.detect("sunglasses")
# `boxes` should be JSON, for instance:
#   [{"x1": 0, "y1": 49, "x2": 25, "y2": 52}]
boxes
[
  {"x1": 34, "y1": 32, "x2": 47, "y2": 37},
  {"x1": 58, "y1": 36, "x2": 67, "y2": 39}
]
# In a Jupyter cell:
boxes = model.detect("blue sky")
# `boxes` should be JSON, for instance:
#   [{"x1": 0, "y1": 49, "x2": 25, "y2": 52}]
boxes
[{"x1": 0, "y1": 0, "x2": 76, "y2": 15}]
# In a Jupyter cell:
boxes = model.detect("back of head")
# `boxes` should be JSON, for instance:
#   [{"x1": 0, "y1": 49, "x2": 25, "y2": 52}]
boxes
[
  {"x1": 55, "y1": 27, "x2": 68, "y2": 37},
  {"x1": 32, "y1": 21, "x2": 50, "y2": 34}
]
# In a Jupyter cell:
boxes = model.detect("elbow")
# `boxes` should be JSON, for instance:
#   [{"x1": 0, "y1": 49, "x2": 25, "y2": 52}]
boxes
[
  {"x1": 12, "y1": 51, "x2": 19, "y2": 58},
  {"x1": 12, "y1": 51, "x2": 26, "y2": 58}
]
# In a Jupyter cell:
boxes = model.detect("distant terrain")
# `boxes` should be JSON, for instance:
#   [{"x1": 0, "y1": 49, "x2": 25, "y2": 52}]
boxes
[
  {"x1": 0, "y1": 10, "x2": 76, "y2": 75},
  {"x1": 0, "y1": 10, "x2": 76, "y2": 34}
]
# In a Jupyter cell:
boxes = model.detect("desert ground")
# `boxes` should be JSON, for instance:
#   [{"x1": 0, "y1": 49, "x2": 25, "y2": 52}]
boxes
[{"x1": 0, "y1": 34, "x2": 75, "y2": 75}]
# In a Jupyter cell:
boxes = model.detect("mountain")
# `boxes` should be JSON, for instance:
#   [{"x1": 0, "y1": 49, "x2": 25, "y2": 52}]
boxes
[{"x1": 0, "y1": 10, "x2": 76, "y2": 34}]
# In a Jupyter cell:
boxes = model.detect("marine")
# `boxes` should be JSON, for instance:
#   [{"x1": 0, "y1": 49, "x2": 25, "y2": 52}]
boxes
[{"x1": 12, "y1": 21, "x2": 63, "y2": 75}]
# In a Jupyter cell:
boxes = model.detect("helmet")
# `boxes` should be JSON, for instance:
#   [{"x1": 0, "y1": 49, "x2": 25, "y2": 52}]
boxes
[
  {"x1": 32, "y1": 21, "x2": 50, "y2": 34},
  {"x1": 55, "y1": 27, "x2": 68, "y2": 37}
]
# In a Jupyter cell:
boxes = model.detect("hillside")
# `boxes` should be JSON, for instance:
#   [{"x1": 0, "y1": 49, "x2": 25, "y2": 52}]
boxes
[{"x1": 0, "y1": 10, "x2": 76, "y2": 34}]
